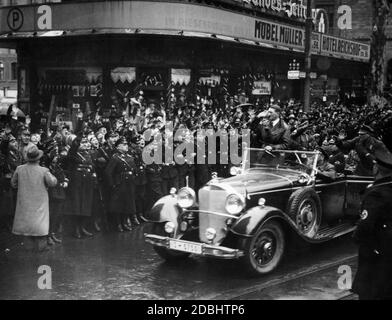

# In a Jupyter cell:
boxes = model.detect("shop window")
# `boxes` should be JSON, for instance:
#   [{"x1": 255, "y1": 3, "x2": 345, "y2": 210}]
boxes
[
  {"x1": 11, "y1": 62, "x2": 17, "y2": 80},
  {"x1": 0, "y1": 62, "x2": 4, "y2": 80}
]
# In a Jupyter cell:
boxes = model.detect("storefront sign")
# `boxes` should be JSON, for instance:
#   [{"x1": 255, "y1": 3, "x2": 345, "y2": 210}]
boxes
[
  {"x1": 252, "y1": 81, "x2": 271, "y2": 95},
  {"x1": 243, "y1": 0, "x2": 308, "y2": 20},
  {"x1": 0, "y1": 1, "x2": 370, "y2": 63},
  {"x1": 254, "y1": 19, "x2": 304, "y2": 49},
  {"x1": 313, "y1": 9, "x2": 328, "y2": 34},
  {"x1": 287, "y1": 70, "x2": 300, "y2": 79},
  {"x1": 311, "y1": 32, "x2": 321, "y2": 52},
  {"x1": 320, "y1": 34, "x2": 370, "y2": 62}
]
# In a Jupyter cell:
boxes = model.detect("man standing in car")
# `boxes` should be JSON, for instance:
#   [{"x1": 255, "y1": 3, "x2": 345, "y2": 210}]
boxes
[
  {"x1": 256, "y1": 104, "x2": 291, "y2": 151},
  {"x1": 351, "y1": 146, "x2": 392, "y2": 300}
]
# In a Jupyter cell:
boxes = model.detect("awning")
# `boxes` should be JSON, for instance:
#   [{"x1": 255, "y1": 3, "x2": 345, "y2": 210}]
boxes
[
  {"x1": 171, "y1": 69, "x2": 191, "y2": 85},
  {"x1": 110, "y1": 67, "x2": 136, "y2": 83}
]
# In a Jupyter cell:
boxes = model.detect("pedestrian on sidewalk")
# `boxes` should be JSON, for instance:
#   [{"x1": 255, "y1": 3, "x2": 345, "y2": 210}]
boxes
[{"x1": 11, "y1": 145, "x2": 58, "y2": 251}]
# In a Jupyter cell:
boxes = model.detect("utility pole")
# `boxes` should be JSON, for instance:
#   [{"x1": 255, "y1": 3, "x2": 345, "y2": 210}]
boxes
[{"x1": 303, "y1": 0, "x2": 313, "y2": 112}]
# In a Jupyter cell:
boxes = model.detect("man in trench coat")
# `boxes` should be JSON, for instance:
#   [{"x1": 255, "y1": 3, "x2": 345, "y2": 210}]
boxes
[{"x1": 11, "y1": 145, "x2": 57, "y2": 250}]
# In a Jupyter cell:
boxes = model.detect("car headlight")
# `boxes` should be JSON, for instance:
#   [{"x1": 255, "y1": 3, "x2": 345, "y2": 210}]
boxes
[
  {"x1": 164, "y1": 221, "x2": 175, "y2": 234},
  {"x1": 177, "y1": 187, "x2": 196, "y2": 208},
  {"x1": 225, "y1": 194, "x2": 245, "y2": 215},
  {"x1": 229, "y1": 166, "x2": 242, "y2": 176}
]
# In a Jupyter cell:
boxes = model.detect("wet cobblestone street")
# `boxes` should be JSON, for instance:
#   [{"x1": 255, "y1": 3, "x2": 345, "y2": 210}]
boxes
[{"x1": 0, "y1": 223, "x2": 357, "y2": 300}]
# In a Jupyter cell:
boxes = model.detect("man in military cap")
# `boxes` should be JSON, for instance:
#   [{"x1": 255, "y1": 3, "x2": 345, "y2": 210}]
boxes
[
  {"x1": 335, "y1": 124, "x2": 386, "y2": 176},
  {"x1": 130, "y1": 135, "x2": 148, "y2": 222},
  {"x1": 105, "y1": 136, "x2": 138, "y2": 232},
  {"x1": 351, "y1": 146, "x2": 392, "y2": 300}
]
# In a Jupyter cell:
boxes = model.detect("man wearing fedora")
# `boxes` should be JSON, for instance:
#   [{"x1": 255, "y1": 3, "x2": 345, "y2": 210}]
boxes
[
  {"x1": 11, "y1": 145, "x2": 58, "y2": 251},
  {"x1": 351, "y1": 146, "x2": 392, "y2": 299}
]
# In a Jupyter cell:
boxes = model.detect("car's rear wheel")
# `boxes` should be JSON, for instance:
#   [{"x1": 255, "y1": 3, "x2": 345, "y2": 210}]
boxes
[
  {"x1": 241, "y1": 221, "x2": 285, "y2": 275},
  {"x1": 287, "y1": 187, "x2": 322, "y2": 238},
  {"x1": 152, "y1": 223, "x2": 190, "y2": 261}
]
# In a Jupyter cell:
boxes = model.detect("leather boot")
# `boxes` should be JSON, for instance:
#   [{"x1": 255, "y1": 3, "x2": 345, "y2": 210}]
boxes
[
  {"x1": 130, "y1": 215, "x2": 140, "y2": 227},
  {"x1": 74, "y1": 226, "x2": 82, "y2": 239},
  {"x1": 94, "y1": 220, "x2": 101, "y2": 232},
  {"x1": 50, "y1": 233, "x2": 62, "y2": 244},
  {"x1": 81, "y1": 227, "x2": 93, "y2": 237},
  {"x1": 137, "y1": 213, "x2": 147, "y2": 223},
  {"x1": 122, "y1": 224, "x2": 132, "y2": 231},
  {"x1": 117, "y1": 224, "x2": 124, "y2": 232},
  {"x1": 47, "y1": 236, "x2": 55, "y2": 246}
]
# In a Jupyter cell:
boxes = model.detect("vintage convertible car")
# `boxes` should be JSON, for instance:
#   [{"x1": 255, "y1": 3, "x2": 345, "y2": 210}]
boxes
[{"x1": 144, "y1": 148, "x2": 372, "y2": 275}]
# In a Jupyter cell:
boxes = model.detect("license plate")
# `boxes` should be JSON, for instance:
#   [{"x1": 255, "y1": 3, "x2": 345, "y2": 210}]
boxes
[{"x1": 169, "y1": 239, "x2": 202, "y2": 254}]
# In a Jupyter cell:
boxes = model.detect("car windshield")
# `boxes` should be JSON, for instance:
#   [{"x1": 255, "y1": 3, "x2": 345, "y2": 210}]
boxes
[{"x1": 241, "y1": 148, "x2": 319, "y2": 176}]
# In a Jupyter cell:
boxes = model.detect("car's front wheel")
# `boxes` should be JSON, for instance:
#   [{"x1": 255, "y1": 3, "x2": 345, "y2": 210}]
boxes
[
  {"x1": 152, "y1": 223, "x2": 190, "y2": 261},
  {"x1": 241, "y1": 221, "x2": 285, "y2": 275}
]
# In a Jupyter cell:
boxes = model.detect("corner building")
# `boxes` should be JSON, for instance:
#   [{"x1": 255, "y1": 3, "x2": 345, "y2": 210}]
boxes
[{"x1": 0, "y1": 0, "x2": 370, "y2": 128}]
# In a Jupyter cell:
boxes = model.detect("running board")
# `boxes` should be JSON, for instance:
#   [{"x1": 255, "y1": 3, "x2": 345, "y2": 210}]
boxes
[{"x1": 314, "y1": 223, "x2": 356, "y2": 241}]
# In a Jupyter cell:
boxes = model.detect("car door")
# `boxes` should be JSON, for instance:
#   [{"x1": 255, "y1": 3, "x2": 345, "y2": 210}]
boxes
[
  {"x1": 345, "y1": 175, "x2": 373, "y2": 217},
  {"x1": 315, "y1": 177, "x2": 346, "y2": 223}
]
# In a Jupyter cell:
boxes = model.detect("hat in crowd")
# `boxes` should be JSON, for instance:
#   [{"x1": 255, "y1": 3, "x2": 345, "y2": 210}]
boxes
[
  {"x1": 374, "y1": 146, "x2": 392, "y2": 170},
  {"x1": 105, "y1": 130, "x2": 119, "y2": 140},
  {"x1": 288, "y1": 114, "x2": 296, "y2": 119},
  {"x1": 358, "y1": 124, "x2": 374, "y2": 135},
  {"x1": 115, "y1": 136, "x2": 128, "y2": 148},
  {"x1": 269, "y1": 104, "x2": 281, "y2": 114},
  {"x1": 257, "y1": 110, "x2": 268, "y2": 118},
  {"x1": 20, "y1": 126, "x2": 30, "y2": 135},
  {"x1": 26, "y1": 145, "x2": 44, "y2": 162}
]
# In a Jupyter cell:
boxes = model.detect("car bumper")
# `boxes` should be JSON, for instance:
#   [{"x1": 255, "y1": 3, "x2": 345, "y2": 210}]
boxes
[{"x1": 144, "y1": 234, "x2": 244, "y2": 259}]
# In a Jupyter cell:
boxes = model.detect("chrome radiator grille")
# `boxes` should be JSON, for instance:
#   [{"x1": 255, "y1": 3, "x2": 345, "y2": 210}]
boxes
[{"x1": 198, "y1": 186, "x2": 229, "y2": 245}]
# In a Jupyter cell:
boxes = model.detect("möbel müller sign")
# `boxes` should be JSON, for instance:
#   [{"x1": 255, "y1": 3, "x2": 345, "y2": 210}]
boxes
[{"x1": 254, "y1": 19, "x2": 304, "y2": 49}]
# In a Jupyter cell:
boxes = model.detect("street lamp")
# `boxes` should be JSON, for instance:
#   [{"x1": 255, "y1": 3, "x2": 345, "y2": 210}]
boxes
[{"x1": 303, "y1": 0, "x2": 313, "y2": 112}]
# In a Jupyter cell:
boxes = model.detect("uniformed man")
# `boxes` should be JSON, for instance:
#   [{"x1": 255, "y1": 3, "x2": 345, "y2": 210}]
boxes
[
  {"x1": 66, "y1": 136, "x2": 96, "y2": 239},
  {"x1": 130, "y1": 136, "x2": 148, "y2": 222},
  {"x1": 335, "y1": 125, "x2": 386, "y2": 176},
  {"x1": 98, "y1": 130, "x2": 119, "y2": 230},
  {"x1": 105, "y1": 136, "x2": 138, "y2": 232},
  {"x1": 145, "y1": 141, "x2": 164, "y2": 210},
  {"x1": 351, "y1": 146, "x2": 392, "y2": 300}
]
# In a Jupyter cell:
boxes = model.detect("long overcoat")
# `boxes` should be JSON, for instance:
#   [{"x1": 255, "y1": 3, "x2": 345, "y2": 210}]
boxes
[
  {"x1": 11, "y1": 163, "x2": 57, "y2": 236},
  {"x1": 352, "y1": 176, "x2": 392, "y2": 299}
]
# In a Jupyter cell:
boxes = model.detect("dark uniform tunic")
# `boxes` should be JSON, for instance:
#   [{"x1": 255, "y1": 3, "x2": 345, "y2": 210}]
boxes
[
  {"x1": 131, "y1": 145, "x2": 148, "y2": 216},
  {"x1": 0, "y1": 149, "x2": 22, "y2": 218},
  {"x1": 66, "y1": 151, "x2": 97, "y2": 217},
  {"x1": 352, "y1": 176, "x2": 392, "y2": 299},
  {"x1": 336, "y1": 135, "x2": 385, "y2": 176},
  {"x1": 146, "y1": 162, "x2": 163, "y2": 210},
  {"x1": 104, "y1": 151, "x2": 136, "y2": 218}
]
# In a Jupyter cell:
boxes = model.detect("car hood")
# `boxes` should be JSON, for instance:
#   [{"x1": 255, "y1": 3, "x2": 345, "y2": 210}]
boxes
[{"x1": 216, "y1": 168, "x2": 298, "y2": 195}]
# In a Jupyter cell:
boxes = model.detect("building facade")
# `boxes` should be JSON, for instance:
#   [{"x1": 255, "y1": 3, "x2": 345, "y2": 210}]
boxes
[
  {"x1": 315, "y1": 0, "x2": 392, "y2": 94},
  {"x1": 0, "y1": 0, "x2": 370, "y2": 129}
]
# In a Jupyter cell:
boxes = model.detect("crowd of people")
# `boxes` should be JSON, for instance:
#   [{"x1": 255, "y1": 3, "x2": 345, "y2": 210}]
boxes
[{"x1": 1, "y1": 91, "x2": 392, "y2": 251}]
